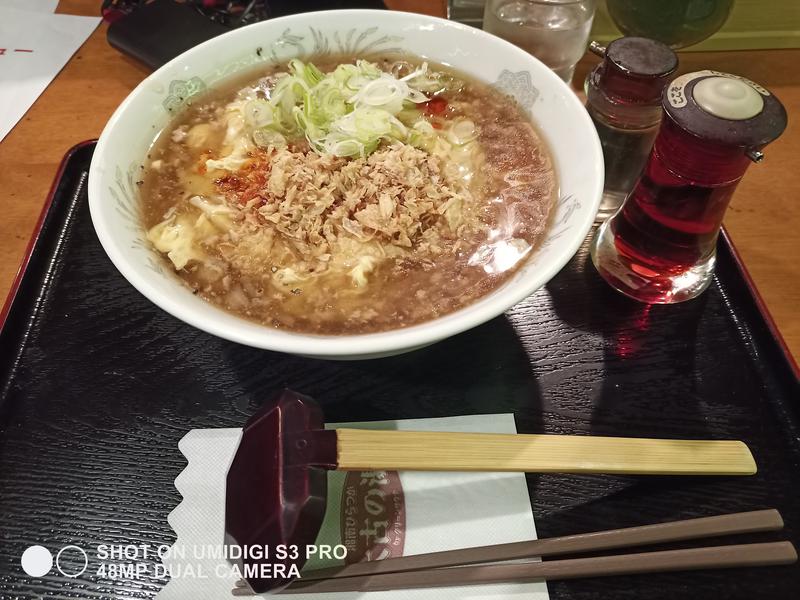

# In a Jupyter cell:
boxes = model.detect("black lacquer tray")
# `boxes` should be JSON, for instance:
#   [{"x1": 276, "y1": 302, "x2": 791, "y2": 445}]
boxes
[{"x1": 1, "y1": 142, "x2": 798, "y2": 600}]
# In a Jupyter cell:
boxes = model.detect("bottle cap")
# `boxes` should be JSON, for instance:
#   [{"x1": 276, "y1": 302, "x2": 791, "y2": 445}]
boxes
[
  {"x1": 693, "y1": 76, "x2": 764, "y2": 120},
  {"x1": 664, "y1": 70, "x2": 787, "y2": 149},
  {"x1": 596, "y1": 37, "x2": 678, "y2": 103}
]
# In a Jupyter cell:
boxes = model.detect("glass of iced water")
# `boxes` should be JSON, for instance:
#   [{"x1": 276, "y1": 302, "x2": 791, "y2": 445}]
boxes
[{"x1": 483, "y1": 0, "x2": 596, "y2": 83}]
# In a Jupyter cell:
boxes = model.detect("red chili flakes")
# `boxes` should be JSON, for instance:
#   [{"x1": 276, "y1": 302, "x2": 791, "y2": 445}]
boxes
[
  {"x1": 421, "y1": 96, "x2": 448, "y2": 116},
  {"x1": 216, "y1": 150, "x2": 273, "y2": 205}
]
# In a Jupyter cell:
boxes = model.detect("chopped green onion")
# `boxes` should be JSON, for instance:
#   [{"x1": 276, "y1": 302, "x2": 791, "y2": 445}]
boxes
[{"x1": 246, "y1": 59, "x2": 441, "y2": 157}]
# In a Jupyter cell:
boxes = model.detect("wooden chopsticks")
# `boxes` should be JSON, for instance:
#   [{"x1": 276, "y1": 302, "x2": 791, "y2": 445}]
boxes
[
  {"x1": 296, "y1": 508, "x2": 785, "y2": 582},
  {"x1": 269, "y1": 509, "x2": 796, "y2": 594},
  {"x1": 282, "y1": 541, "x2": 796, "y2": 593}
]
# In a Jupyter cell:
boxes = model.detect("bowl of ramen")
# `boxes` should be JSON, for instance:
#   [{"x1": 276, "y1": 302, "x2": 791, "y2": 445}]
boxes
[{"x1": 89, "y1": 10, "x2": 603, "y2": 359}]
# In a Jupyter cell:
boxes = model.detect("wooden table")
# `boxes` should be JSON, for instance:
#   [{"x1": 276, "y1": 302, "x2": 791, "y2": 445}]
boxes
[{"x1": 1, "y1": 1, "x2": 797, "y2": 360}]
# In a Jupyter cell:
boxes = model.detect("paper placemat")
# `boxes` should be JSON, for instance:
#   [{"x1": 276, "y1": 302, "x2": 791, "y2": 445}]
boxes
[
  {"x1": 0, "y1": 7, "x2": 100, "y2": 142},
  {"x1": 159, "y1": 414, "x2": 548, "y2": 599}
]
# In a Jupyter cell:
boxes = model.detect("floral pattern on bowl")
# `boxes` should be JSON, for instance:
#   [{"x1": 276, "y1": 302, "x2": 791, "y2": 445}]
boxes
[
  {"x1": 163, "y1": 77, "x2": 207, "y2": 113},
  {"x1": 493, "y1": 69, "x2": 540, "y2": 111}
]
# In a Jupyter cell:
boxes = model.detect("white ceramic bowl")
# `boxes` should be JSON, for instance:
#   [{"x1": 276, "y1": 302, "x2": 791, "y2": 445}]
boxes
[{"x1": 89, "y1": 9, "x2": 603, "y2": 360}]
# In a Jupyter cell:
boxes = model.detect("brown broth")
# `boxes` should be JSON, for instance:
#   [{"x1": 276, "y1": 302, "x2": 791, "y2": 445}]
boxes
[{"x1": 141, "y1": 55, "x2": 557, "y2": 334}]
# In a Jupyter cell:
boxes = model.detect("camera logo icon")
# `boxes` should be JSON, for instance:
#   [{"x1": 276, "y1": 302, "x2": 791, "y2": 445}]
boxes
[{"x1": 21, "y1": 545, "x2": 88, "y2": 578}]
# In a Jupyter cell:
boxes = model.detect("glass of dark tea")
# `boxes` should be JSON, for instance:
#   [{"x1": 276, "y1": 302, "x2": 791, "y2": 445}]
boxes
[{"x1": 591, "y1": 71, "x2": 787, "y2": 304}]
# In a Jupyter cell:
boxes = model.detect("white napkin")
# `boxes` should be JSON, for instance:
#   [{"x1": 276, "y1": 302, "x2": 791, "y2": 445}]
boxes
[
  {"x1": 159, "y1": 414, "x2": 549, "y2": 599},
  {"x1": 0, "y1": 7, "x2": 100, "y2": 142}
]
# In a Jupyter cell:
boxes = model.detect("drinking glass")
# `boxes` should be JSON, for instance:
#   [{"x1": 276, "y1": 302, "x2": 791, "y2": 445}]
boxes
[{"x1": 483, "y1": 0, "x2": 596, "y2": 83}]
